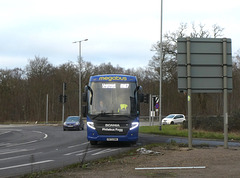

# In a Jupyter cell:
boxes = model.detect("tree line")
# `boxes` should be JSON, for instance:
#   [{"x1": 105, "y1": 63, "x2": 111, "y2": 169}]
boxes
[{"x1": 1, "y1": 23, "x2": 240, "y2": 123}]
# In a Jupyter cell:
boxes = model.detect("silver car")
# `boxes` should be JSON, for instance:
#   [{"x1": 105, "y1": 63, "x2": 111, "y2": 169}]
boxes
[{"x1": 162, "y1": 114, "x2": 186, "y2": 125}]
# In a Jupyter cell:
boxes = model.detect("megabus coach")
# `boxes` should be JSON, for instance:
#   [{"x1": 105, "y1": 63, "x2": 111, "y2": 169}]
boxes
[{"x1": 82, "y1": 74, "x2": 145, "y2": 145}]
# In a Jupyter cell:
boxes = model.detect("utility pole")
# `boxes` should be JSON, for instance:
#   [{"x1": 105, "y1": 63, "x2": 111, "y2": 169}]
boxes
[
  {"x1": 73, "y1": 39, "x2": 88, "y2": 118},
  {"x1": 159, "y1": 0, "x2": 163, "y2": 130}
]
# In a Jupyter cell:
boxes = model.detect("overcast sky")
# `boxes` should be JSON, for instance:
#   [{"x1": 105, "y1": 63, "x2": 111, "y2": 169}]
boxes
[{"x1": 1, "y1": 0, "x2": 240, "y2": 70}]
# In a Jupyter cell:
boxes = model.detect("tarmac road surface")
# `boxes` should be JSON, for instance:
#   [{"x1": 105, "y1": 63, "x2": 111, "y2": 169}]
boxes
[{"x1": 1, "y1": 124, "x2": 239, "y2": 177}]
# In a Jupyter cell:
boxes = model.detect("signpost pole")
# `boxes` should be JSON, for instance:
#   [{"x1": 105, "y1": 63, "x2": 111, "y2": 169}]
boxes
[
  {"x1": 187, "y1": 37, "x2": 192, "y2": 149},
  {"x1": 223, "y1": 38, "x2": 228, "y2": 149}
]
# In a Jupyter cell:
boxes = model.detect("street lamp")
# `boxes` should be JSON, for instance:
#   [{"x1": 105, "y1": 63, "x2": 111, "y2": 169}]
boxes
[
  {"x1": 159, "y1": 0, "x2": 163, "y2": 130},
  {"x1": 73, "y1": 39, "x2": 88, "y2": 118}
]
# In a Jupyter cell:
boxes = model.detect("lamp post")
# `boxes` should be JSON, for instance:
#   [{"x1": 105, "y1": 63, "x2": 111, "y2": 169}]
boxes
[
  {"x1": 159, "y1": 0, "x2": 163, "y2": 130},
  {"x1": 73, "y1": 39, "x2": 88, "y2": 118}
]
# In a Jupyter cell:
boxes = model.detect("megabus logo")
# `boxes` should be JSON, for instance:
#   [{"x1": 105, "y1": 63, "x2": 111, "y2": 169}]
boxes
[{"x1": 98, "y1": 76, "x2": 127, "y2": 81}]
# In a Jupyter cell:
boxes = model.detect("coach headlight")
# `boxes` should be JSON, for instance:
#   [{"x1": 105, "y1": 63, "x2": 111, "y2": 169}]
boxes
[
  {"x1": 87, "y1": 121, "x2": 95, "y2": 130},
  {"x1": 130, "y1": 122, "x2": 139, "y2": 130}
]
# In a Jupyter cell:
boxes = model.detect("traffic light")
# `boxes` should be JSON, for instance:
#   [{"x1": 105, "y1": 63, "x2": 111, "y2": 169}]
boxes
[
  {"x1": 64, "y1": 95, "x2": 67, "y2": 103},
  {"x1": 59, "y1": 95, "x2": 67, "y2": 103},
  {"x1": 64, "y1": 83, "x2": 67, "y2": 90},
  {"x1": 144, "y1": 94, "x2": 149, "y2": 103},
  {"x1": 59, "y1": 95, "x2": 63, "y2": 103}
]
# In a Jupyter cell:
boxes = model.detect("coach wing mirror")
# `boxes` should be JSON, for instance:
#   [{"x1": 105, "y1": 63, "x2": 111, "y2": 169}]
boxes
[
  {"x1": 134, "y1": 85, "x2": 142, "y2": 96},
  {"x1": 134, "y1": 86, "x2": 144, "y2": 102},
  {"x1": 83, "y1": 85, "x2": 93, "y2": 105}
]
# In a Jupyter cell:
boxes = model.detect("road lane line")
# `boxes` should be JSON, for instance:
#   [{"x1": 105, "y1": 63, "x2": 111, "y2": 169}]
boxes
[
  {"x1": 0, "y1": 131, "x2": 11, "y2": 136},
  {"x1": 0, "y1": 160, "x2": 54, "y2": 171},
  {"x1": 64, "y1": 149, "x2": 93, "y2": 156},
  {"x1": 0, "y1": 152, "x2": 42, "y2": 161},
  {"x1": 92, "y1": 148, "x2": 120, "y2": 156},
  {"x1": 76, "y1": 149, "x2": 102, "y2": 156},
  {"x1": 3, "y1": 130, "x2": 48, "y2": 148},
  {"x1": 0, "y1": 149, "x2": 34, "y2": 155},
  {"x1": 64, "y1": 148, "x2": 102, "y2": 156},
  {"x1": 32, "y1": 131, "x2": 48, "y2": 139},
  {"x1": 67, "y1": 142, "x2": 89, "y2": 149},
  {"x1": 0, "y1": 143, "x2": 11, "y2": 147},
  {"x1": 5, "y1": 140, "x2": 38, "y2": 147}
]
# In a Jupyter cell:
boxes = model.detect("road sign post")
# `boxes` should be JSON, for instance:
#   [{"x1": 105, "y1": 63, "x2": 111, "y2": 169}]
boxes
[
  {"x1": 186, "y1": 37, "x2": 192, "y2": 149},
  {"x1": 223, "y1": 38, "x2": 228, "y2": 148}
]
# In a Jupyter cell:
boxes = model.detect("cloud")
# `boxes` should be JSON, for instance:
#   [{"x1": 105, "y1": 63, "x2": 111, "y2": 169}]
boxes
[{"x1": 0, "y1": 0, "x2": 239, "y2": 69}]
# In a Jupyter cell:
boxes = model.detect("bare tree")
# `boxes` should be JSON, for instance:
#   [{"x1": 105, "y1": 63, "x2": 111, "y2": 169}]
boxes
[
  {"x1": 25, "y1": 56, "x2": 54, "y2": 121},
  {"x1": 148, "y1": 23, "x2": 225, "y2": 116},
  {"x1": 0, "y1": 68, "x2": 26, "y2": 122}
]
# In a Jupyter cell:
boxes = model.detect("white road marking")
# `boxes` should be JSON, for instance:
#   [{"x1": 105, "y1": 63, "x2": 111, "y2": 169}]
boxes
[
  {"x1": 65, "y1": 147, "x2": 121, "y2": 157},
  {"x1": 0, "y1": 149, "x2": 34, "y2": 155},
  {"x1": 76, "y1": 149, "x2": 102, "y2": 156},
  {"x1": 135, "y1": 166, "x2": 206, "y2": 170},
  {"x1": 5, "y1": 140, "x2": 38, "y2": 147},
  {"x1": 0, "y1": 131, "x2": 11, "y2": 136},
  {"x1": 67, "y1": 142, "x2": 89, "y2": 149},
  {"x1": 2, "y1": 130, "x2": 48, "y2": 147},
  {"x1": 0, "y1": 160, "x2": 54, "y2": 171},
  {"x1": 32, "y1": 130, "x2": 48, "y2": 139},
  {"x1": 64, "y1": 148, "x2": 94, "y2": 156},
  {"x1": 0, "y1": 143, "x2": 11, "y2": 147},
  {"x1": 0, "y1": 152, "x2": 42, "y2": 161},
  {"x1": 91, "y1": 148, "x2": 120, "y2": 156}
]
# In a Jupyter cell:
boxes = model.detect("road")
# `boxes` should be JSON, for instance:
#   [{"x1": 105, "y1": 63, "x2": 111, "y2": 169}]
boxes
[
  {"x1": 1, "y1": 124, "x2": 240, "y2": 177},
  {"x1": 0, "y1": 124, "x2": 137, "y2": 177}
]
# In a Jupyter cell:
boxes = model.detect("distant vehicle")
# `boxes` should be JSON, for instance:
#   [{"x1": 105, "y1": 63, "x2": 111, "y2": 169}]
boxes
[
  {"x1": 162, "y1": 114, "x2": 186, "y2": 125},
  {"x1": 63, "y1": 116, "x2": 84, "y2": 131}
]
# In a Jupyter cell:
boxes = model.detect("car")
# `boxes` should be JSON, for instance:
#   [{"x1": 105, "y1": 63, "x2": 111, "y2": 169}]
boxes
[
  {"x1": 63, "y1": 116, "x2": 84, "y2": 131},
  {"x1": 162, "y1": 114, "x2": 186, "y2": 125}
]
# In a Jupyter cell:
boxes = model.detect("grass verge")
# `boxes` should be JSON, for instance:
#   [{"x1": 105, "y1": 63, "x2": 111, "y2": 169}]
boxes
[{"x1": 139, "y1": 125, "x2": 240, "y2": 141}]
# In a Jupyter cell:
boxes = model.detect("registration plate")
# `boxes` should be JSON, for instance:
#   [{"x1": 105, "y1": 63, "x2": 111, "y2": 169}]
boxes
[{"x1": 107, "y1": 138, "x2": 118, "y2": 141}]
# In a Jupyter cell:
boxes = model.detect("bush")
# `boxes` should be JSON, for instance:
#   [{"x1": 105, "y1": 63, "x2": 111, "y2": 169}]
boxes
[
  {"x1": 229, "y1": 111, "x2": 240, "y2": 131},
  {"x1": 182, "y1": 111, "x2": 240, "y2": 132}
]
